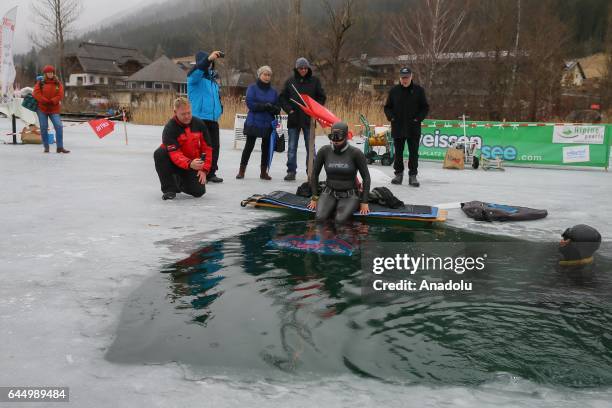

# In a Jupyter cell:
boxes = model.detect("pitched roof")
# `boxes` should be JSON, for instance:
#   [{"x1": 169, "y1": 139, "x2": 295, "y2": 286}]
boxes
[
  {"x1": 66, "y1": 42, "x2": 151, "y2": 75},
  {"x1": 346, "y1": 58, "x2": 376, "y2": 73},
  {"x1": 368, "y1": 56, "x2": 404, "y2": 66},
  {"x1": 578, "y1": 53, "x2": 608, "y2": 79},
  {"x1": 76, "y1": 56, "x2": 124, "y2": 75},
  {"x1": 172, "y1": 56, "x2": 195, "y2": 64},
  {"x1": 564, "y1": 60, "x2": 586, "y2": 79},
  {"x1": 361, "y1": 51, "x2": 528, "y2": 67},
  {"x1": 76, "y1": 42, "x2": 150, "y2": 65},
  {"x1": 127, "y1": 55, "x2": 187, "y2": 83},
  {"x1": 219, "y1": 70, "x2": 255, "y2": 87}
]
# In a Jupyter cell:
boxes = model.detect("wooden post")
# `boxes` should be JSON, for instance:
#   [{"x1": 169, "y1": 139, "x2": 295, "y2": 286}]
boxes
[
  {"x1": 122, "y1": 109, "x2": 128, "y2": 145},
  {"x1": 307, "y1": 119, "x2": 316, "y2": 182}
]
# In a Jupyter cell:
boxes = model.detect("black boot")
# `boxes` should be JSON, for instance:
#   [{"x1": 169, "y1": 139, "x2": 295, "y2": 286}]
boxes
[
  {"x1": 207, "y1": 173, "x2": 224, "y2": 183},
  {"x1": 236, "y1": 165, "x2": 246, "y2": 179},
  {"x1": 409, "y1": 175, "x2": 420, "y2": 187},
  {"x1": 162, "y1": 191, "x2": 176, "y2": 200},
  {"x1": 284, "y1": 172, "x2": 296, "y2": 181},
  {"x1": 260, "y1": 165, "x2": 272, "y2": 180},
  {"x1": 391, "y1": 173, "x2": 403, "y2": 185}
]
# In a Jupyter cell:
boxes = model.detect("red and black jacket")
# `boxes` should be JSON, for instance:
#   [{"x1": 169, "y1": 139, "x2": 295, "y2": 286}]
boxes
[{"x1": 161, "y1": 116, "x2": 213, "y2": 172}]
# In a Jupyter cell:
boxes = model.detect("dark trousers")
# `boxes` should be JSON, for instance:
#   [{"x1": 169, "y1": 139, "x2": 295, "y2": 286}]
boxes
[
  {"x1": 153, "y1": 147, "x2": 206, "y2": 197},
  {"x1": 203, "y1": 120, "x2": 220, "y2": 176},
  {"x1": 240, "y1": 128, "x2": 271, "y2": 167},
  {"x1": 286, "y1": 126, "x2": 311, "y2": 174},
  {"x1": 393, "y1": 125, "x2": 421, "y2": 176}
]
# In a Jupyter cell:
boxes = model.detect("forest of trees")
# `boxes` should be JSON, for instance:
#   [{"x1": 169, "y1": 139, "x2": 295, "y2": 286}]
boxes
[{"x1": 16, "y1": 0, "x2": 612, "y2": 121}]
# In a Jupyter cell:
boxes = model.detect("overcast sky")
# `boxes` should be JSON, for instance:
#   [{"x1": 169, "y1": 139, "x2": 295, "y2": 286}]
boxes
[{"x1": 6, "y1": 0, "x2": 158, "y2": 54}]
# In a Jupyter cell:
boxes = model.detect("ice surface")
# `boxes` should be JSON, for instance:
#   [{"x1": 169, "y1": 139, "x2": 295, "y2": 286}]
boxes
[{"x1": 0, "y1": 117, "x2": 610, "y2": 407}]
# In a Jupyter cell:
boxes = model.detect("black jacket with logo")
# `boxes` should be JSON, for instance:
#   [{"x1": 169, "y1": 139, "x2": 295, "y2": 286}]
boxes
[
  {"x1": 383, "y1": 82, "x2": 429, "y2": 139},
  {"x1": 278, "y1": 68, "x2": 326, "y2": 129}
]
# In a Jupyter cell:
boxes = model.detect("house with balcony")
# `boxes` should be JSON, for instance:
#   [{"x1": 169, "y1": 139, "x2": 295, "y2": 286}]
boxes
[{"x1": 64, "y1": 42, "x2": 151, "y2": 89}]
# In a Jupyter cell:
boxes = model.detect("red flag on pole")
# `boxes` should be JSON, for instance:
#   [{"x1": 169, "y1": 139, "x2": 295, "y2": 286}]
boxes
[
  {"x1": 88, "y1": 118, "x2": 115, "y2": 138},
  {"x1": 292, "y1": 93, "x2": 353, "y2": 139}
]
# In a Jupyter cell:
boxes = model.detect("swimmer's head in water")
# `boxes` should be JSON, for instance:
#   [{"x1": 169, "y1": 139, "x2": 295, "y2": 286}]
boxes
[
  {"x1": 329, "y1": 122, "x2": 349, "y2": 152},
  {"x1": 559, "y1": 224, "x2": 602, "y2": 263}
]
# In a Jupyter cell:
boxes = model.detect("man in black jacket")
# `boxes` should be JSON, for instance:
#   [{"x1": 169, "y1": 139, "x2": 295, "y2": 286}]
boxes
[
  {"x1": 384, "y1": 67, "x2": 429, "y2": 187},
  {"x1": 278, "y1": 57, "x2": 326, "y2": 181}
]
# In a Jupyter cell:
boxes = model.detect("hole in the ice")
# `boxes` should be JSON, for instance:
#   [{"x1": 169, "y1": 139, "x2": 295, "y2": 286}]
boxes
[{"x1": 106, "y1": 217, "x2": 612, "y2": 388}]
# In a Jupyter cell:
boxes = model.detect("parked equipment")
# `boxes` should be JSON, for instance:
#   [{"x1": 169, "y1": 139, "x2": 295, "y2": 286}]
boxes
[
  {"x1": 360, "y1": 114, "x2": 394, "y2": 166},
  {"x1": 480, "y1": 156, "x2": 505, "y2": 171},
  {"x1": 452, "y1": 141, "x2": 480, "y2": 169}
]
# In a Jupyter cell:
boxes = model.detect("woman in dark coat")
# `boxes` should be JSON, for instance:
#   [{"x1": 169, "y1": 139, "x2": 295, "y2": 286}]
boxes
[{"x1": 237, "y1": 65, "x2": 281, "y2": 180}]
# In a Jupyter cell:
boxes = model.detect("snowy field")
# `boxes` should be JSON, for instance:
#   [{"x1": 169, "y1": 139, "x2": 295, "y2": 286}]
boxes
[{"x1": 1, "y1": 117, "x2": 611, "y2": 407}]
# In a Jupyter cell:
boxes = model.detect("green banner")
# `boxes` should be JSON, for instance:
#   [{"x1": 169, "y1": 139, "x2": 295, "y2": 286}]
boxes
[{"x1": 411, "y1": 120, "x2": 611, "y2": 168}]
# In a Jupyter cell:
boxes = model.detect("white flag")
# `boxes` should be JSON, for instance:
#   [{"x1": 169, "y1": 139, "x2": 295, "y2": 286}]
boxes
[{"x1": 0, "y1": 6, "x2": 18, "y2": 99}]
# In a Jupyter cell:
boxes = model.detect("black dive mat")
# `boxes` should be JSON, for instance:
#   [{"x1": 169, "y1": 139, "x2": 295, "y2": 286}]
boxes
[
  {"x1": 242, "y1": 191, "x2": 440, "y2": 219},
  {"x1": 461, "y1": 201, "x2": 548, "y2": 222}
]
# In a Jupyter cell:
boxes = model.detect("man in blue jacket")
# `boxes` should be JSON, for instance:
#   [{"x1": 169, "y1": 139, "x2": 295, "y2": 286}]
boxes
[{"x1": 187, "y1": 50, "x2": 224, "y2": 183}]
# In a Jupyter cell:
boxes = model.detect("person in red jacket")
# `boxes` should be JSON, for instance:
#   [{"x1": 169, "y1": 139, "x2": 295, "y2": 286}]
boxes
[
  {"x1": 32, "y1": 65, "x2": 69, "y2": 153},
  {"x1": 153, "y1": 97, "x2": 213, "y2": 200}
]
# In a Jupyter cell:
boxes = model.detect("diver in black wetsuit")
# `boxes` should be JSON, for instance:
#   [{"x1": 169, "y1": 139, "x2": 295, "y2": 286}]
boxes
[
  {"x1": 307, "y1": 122, "x2": 371, "y2": 224},
  {"x1": 559, "y1": 224, "x2": 601, "y2": 266}
]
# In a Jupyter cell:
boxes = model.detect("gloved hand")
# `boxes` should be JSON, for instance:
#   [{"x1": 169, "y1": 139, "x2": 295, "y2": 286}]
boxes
[{"x1": 265, "y1": 103, "x2": 281, "y2": 115}]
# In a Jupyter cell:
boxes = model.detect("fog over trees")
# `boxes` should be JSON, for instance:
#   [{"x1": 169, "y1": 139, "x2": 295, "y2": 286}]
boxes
[{"x1": 16, "y1": 0, "x2": 612, "y2": 121}]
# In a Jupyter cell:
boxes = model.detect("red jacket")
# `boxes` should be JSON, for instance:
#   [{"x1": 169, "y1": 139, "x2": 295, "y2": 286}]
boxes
[
  {"x1": 161, "y1": 116, "x2": 213, "y2": 172},
  {"x1": 32, "y1": 78, "x2": 64, "y2": 114}
]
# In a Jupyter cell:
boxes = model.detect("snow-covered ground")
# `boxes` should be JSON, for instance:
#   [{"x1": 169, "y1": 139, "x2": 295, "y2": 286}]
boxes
[{"x1": 1, "y1": 117, "x2": 611, "y2": 407}]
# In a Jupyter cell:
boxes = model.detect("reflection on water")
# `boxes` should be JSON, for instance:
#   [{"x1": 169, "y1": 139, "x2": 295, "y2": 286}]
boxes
[
  {"x1": 164, "y1": 243, "x2": 225, "y2": 325},
  {"x1": 107, "y1": 218, "x2": 612, "y2": 388}
]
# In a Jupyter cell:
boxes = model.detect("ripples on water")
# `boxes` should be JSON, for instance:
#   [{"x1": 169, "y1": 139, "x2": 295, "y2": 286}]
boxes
[{"x1": 107, "y1": 218, "x2": 612, "y2": 389}]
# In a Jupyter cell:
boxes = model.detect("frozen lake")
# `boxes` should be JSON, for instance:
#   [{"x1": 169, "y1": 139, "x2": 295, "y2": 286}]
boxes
[{"x1": 1, "y1": 117, "x2": 611, "y2": 407}]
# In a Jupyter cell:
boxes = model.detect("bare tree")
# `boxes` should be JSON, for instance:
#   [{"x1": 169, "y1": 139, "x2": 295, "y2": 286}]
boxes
[
  {"x1": 196, "y1": 0, "x2": 240, "y2": 84},
  {"x1": 319, "y1": 0, "x2": 355, "y2": 87},
  {"x1": 30, "y1": 0, "x2": 82, "y2": 80},
  {"x1": 389, "y1": 0, "x2": 467, "y2": 91},
  {"x1": 508, "y1": 0, "x2": 522, "y2": 103},
  {"x1": 517, "y1": 1, "x2": 569, "y2": 121},
  {"x1": 153, "y1": 44, "x2": 166, "y2": 60},
  {"x1": 293, "y1": 0, "x2": 303, "y2": 60},
  {"x1": 239, "y1": 0, "x2": 297, "y2": 86},
  {"x1": 469, "y1": 0, "x2": 517, "y2": 120},
  {"x1": 600, "y1": 6, "x2": 612, "y2": 114}
]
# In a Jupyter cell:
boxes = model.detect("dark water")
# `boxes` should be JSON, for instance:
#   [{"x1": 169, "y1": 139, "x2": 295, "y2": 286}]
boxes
[{"x1": 107, "y1": 218, "x2": 612, "y2": 388}]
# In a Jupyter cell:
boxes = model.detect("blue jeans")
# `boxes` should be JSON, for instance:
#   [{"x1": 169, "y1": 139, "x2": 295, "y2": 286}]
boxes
[
  {"x1": 286, "y1": 126, "x2": 312, "y2": 174},
  {"x1": 37, "y1": 111, "x2": 64, "y2": 149}
]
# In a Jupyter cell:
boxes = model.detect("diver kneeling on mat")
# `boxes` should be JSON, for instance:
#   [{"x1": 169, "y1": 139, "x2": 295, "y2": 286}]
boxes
[
  {"x1": 307, "y1": 122, "x2": 371, "y2": 224},
  {"x1": 559, "y1": 224, "x2": 602, "y2": 266}
]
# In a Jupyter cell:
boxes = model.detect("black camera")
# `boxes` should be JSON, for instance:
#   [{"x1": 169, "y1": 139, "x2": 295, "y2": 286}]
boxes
[{"x1": 218, "y1": 51, "x2": 225, "y2": 58}]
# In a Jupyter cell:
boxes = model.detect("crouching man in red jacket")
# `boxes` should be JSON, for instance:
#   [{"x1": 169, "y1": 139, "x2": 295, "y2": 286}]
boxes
[{"x1": 154, "y1": 97, "x2": 213, "y2": 200}]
